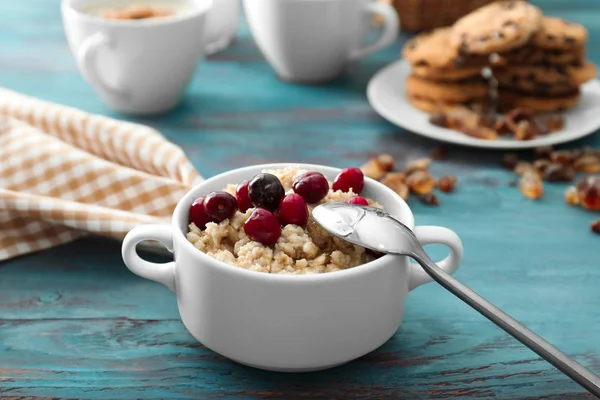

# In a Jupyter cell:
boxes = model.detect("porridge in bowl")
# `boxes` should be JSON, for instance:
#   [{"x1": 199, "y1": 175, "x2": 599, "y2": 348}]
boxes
[{"x1": 186, "y1": 167, "x2": 382, "y2": 274}]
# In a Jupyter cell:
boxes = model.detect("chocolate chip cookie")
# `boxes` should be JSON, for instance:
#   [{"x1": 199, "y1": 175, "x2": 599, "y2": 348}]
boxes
[
  {"x1": 407, "y1": 95, "x2": 484, "y2": 114},
  {"x1": 406, "y1": 74, "x2": 490, "y2": 103},
  {"x1": 402, "y1": 27, "x2": 488, "y2": 69},
  {"x1": 450, "y1": 0, "x2": 543, "y2": 54},
  {"x1": 495, "y1": 73, "x2": 578, "y2": 96},
  {"x1": 531, "y1": 17, "x2": 588, "y2": 50},
  {"x1": 498, "y1": 89, "x2": 581, "y2": 113},
  {"x1": 493, "y1": 61, "x2": 597, "y2": 87},
  {"x1": 412, "y1": 65, "x2": 484, "y2": 81},
  {"x1": 494, "y1": 45, "x2": 585, "y2": 67}
]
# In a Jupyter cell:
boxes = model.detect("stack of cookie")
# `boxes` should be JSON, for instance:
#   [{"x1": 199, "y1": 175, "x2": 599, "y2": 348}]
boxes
[
  {"x1": 402, "y1": 0, "x2": 597, "y2": 114},
  {"x1": 402, "y1": 27, "x2": 489, "y2": 113},
  {"x1": 492, "y1": 17, "x2": 595, "y2": 112}
]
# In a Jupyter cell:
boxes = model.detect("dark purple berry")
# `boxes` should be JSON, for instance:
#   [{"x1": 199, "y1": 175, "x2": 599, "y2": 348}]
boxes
[{"x1": 248, "y1": 173, "x2": 285, "y2": 211}]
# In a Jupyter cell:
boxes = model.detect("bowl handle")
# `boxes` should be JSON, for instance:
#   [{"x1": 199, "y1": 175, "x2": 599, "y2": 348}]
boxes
[
  {"x1": 121, "y1": 225, "x2": 176, "y2": 292},
  {"x1": 408, "y1": 226, "x2": 463, "y2": 291}
]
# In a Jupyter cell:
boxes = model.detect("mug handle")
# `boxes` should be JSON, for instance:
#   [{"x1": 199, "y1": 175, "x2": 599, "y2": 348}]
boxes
[
  {"x1": 349, "y1": 1, "x2": 399, "y2": 61},
  {"x1": 407, "y1": 226, "x2": 463, "y2": 291},
  {"x1": 121, "y1": 225, "x2": 176, "y2": 292},
  {"x1": 77, "y1": 32, "x2": 128, "y2": 98}
]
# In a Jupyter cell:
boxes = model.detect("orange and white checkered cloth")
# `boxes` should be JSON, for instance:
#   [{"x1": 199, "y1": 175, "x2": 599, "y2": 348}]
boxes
[{"x1": 0, "y1": 88, "x2": 202, "y2": 261}]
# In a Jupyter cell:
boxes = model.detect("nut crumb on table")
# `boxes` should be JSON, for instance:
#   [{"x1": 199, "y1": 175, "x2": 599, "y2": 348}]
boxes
[{"x1": 503, "y1": 146, "x2": 600, "y2": 234}]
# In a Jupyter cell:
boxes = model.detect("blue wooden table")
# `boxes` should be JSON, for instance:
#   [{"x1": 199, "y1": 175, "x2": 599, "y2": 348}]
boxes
[{"x1": 1, "y1": 1, "x2": 599, "y2": 398}]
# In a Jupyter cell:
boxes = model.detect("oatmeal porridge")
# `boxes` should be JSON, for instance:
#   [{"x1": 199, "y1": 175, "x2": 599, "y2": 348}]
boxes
[{"x1": 186, "y1": 167, "x2": 383, "y2": 275}]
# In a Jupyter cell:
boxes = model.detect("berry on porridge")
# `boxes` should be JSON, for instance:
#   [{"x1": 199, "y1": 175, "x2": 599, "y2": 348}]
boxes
[
  {"x1": 189, "y1": 197, "x2": 211, "y2": 229},
  {"x1": 346, "y1": 195, "x2": 369, "y2": 206},
  {"x1": 333, "y1": 168, "x2": 365, "y2": 194},
  {"x1": 204, "y1": 191, "x2": 238, "y2": 222},
  {"x1": 244, "y1": 208, "x2": 282, "y2": 245},
  {"x1": 248, "y1": 173, "x2": 285, "y2": 211},
  {"x1": 186, "y1": 167, "x2": 382, "y2": 274},
  {"x1": 236, "y1": 180, "x2": 253, "y2": 213},
  {"x1": 292, "y1": 171, "x2": 329, "y2": 203},
  {"x1": 278, "y1": 193, "x2": 309, "y2": 226}
]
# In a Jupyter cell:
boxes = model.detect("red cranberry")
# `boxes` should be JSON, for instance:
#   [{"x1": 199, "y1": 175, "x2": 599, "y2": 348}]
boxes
[
  {"x1": 204, "y1": 191, "x2": 237, "y2": 222},
  {"x1": 346, "y1": 196, "x2": 368, "y2": 206},
  {"x1": 189, "y1": 197, "x2": 211, "y2": 229},
  {"x1": 292, "y1": 171, "x2": 329, "y2": 203},
  {"x1": 244, "y1": 208, "x2": 281, "y2": 245},
  {"x1": 236, "y1": 180, "x2": 253, "y2": 213},
  {"x1": 248, "y1": 173, "x2": 285, "y2": 211},
  {"x1": 332, "y1": 168, "x2": 364, "y2": 194},
  {"x1": 278, "y1": 193, "x2": 308, "y2": 226}
]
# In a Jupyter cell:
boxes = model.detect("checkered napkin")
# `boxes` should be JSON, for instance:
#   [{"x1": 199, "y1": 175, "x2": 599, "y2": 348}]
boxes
[{"x1": 0, "y1": 88, "x2": 202, "y2": 261}]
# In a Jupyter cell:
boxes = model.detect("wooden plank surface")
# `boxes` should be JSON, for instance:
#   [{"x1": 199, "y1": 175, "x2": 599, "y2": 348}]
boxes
[{"x1": 1, "y1": 0, "x2": 599, "y2": 398}]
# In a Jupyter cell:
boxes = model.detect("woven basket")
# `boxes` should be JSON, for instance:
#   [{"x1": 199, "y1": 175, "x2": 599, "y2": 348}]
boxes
[{"x1": 394, "y1": 0, "x2": 522, "y2": 32}]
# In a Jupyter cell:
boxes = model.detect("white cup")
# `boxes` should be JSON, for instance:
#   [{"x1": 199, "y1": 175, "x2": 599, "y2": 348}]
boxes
[
  {"x1": 61, "y1": 0, "x2": 213, "y2": 115},
  {"x1": 204, "y1": 0, "x2": 240, "y2": 54},
  {"x1": 243, "y1": 0, "x2": 399, "y2": 83},
  {"x1": 121, "y1": 163, "x2": 463, "y2": 372}
]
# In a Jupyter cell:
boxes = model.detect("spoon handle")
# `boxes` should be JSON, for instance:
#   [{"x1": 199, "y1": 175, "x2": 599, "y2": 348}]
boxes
[{"x1": 413, "y1": 252, "x2": 600, "y2": 397}]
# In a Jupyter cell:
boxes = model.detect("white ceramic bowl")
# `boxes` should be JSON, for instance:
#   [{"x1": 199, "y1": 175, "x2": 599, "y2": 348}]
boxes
[{"x1": 122, "y1": 163, "x2": 463, "y2": 372}]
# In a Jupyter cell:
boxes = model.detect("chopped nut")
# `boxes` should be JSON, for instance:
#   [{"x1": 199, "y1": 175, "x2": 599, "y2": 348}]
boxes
[
  {"x1": 577, "y1": 176, "x2": 600, "y2": 211},
  {"x1": 533, "y1": 159, "x2": 551, "y2": 175},
  {"x1": 418, "y1": 192, "x2": 439, "y2": 206},
  {"x1": 506, "y1": 107, "x2": 534, "y2": 125},
  {"x1": 429, "y1": 146, "x2": 447, "y2": 161},
  {"x1": 549, "y1": 150, "x2": 572, "y2": 165},
  {"x1": 534, "y1": 145, "x2": 553, "y2": 160},
  {"x1": 544, "y1": 115, "x2": 565, "y2": 132},
  {"x1": 542, "y1": 163, "x2": 574, "y2": 182},
  {"x1": 591, "y1": 220, "x2": 600, "y2": 235},
  {"x1": 429, "y1": 113, "x2": 448, "y2": 127},
  {"x1": 360, "y1": 154, "x2": 395, "y2": 180},
  {"x1": 460, "y1": 125, "x2": 498, "y2": 140},
  {"x1": 514, "y1": 120, "x2": 543, "y2": 140},
  {"x1": 380, "y1": 172, "x2": 409, "y2": 200},
  {"x1": 494, "y1": 116, "x2": 513, "y2": 135},
  {"x1": 519, "y1": 170, "x2": 543, "y2": 200},
  {"x1": 582, "y1": 146, "x2": 600, "y2": 158},
  {"x1": 437, "y1": 176, "x2": 457, "y2": 193},
  {"x1": 572, "y1": 155, "x2": 600, "y2": 174},
  {"x1": 514, "y1": 161, "x2": 535, "y2": 176},
  {"x1": 405, "y1": 170, "x2": 436, "y2": 194},
  {"x1": 564, "y1": 186, "x2": 580, "y2": 206},
  {"x1": 501, "y1": 153, "x2": 520, "y2": 170},
  {"x1": 406, "y1": 157, "x2": 432, "y2": 171}
]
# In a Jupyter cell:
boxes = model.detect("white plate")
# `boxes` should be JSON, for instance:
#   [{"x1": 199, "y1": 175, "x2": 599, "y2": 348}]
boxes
[{"x1": 367, "y1": 60, "x2": 600, "y2": 149}]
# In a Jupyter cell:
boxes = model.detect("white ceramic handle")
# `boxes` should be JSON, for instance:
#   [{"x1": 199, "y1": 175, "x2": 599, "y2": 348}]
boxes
[
  {"x1": 77, "y1": 32, "x2": 127, "y2": 98},
  {"x1": 349, "y1": 1, "x2": 399, "y2": 61},
  {"x1": 121, "y1": 225, "x2": 176, "y2": 292},
  {"x1": 408, "y1": 226, "x2": 463, "y2": 291}
]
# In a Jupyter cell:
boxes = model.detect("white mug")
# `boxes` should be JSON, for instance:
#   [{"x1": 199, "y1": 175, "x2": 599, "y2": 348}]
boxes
[
  {"x1": 243, "y1": 0, "x2": 399, "y2": 83},
  {"x1": 204, "y1": 0, "x2": 240, "y2": 54},
  {"x1": 61, "y1": 0, "x2": 213, "y2": 115},
  {"x1": 121, "y1": 163, "x2": 463, "y2": 372}
]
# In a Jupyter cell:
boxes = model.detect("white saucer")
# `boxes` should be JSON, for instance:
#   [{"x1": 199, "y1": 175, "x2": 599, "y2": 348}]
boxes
[{"x1": 367, "y1": 60, "x2": 600, "y2": 149}]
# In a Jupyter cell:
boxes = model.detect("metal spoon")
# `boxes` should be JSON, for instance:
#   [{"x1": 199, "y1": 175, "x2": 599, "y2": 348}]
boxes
[{"x1": 312, "y1": 202, "x2": 600, "y2": 397}]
